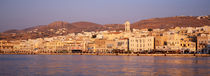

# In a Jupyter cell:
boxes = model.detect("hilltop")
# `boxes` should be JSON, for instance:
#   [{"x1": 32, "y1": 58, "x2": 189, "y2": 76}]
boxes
[
  {"x1": 0, "y1": 16, "x2": 209, "y2": 40},
  {"x1": 132, "y1": 16, "x2": 210, "y2": 29},
  {"x1": 0, "y1": 21, "x2": 103, "y2": 40}
]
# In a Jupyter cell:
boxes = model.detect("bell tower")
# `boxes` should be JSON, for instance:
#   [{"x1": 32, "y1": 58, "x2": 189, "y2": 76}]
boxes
[{"x1": 124, "y1": 21, "x2": 131, "y2": 32}]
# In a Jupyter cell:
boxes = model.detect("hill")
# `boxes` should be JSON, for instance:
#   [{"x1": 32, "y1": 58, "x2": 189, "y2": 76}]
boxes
[
  {"x1": 0, "y1": 16, "x2": 209, "y2": 40},
  {"x1": 71, "y1": 21, "x2": 104, "y2": 32},
  {"x1": 131, "y1": 16, "x2": 210, "y2": 29},
  {"x1": 0, "y1": 21, "x2": 103, "y2": 40}
]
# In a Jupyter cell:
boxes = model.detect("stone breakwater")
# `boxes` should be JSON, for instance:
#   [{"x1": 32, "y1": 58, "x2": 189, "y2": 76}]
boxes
[{"x1": 0, "y1": 53, "x2": 210, "y2": 57}]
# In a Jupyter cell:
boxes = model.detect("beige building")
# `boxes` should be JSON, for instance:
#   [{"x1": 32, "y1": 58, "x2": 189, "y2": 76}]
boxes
[
  {"x1": 87, "y1": 42, "x2": 95, "y2": 52},
  {"x1": 103, "y1": 32, "x2": 123, "y2": 40},
  {"x1": 115, "y1": 38, "x2": 129, "y2": 51},
  {"x1": 129, "y1": 36, "x2": 154, "y2": 52},
  {"x1": 93, "y1": 39, "x2": 117, "y2": 53},
  {"x1": 44, "y1": 40, "x2": 64, "y2": 52},
  {"x1": 93, "y1": 39, "x2": 106, "y2": 53},
  {"x1": 105, "y1": 40, "x2": 116, "y2": 52},
  {"x1": 165, "y1": 34, "x2": 186, "y2": 51},
  {"x1": 197, "y1": 35, "x2": 209, "y2": 53},
  {"x1": 155, "y1": 36, "x2": 168, "y2": 50},
  {"x1": 0, "y1": 40, "x2": 14, "y2": 52},
  {"x1": 180, "y1": 38, "x2": 196, "y2": 52}
]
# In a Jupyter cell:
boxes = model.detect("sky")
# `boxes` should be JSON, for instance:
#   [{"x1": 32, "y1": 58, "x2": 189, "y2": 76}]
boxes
[{"x1": 0, "y1": 0, "x2": 210, "y2": 32}]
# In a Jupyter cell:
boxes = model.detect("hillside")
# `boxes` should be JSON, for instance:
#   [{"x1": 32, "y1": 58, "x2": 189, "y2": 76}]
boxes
[
  {"x1": 131, "y1": 16, "x2": 210, "y2": 29},
  {"x1": 71, "y1": 21, "x2": 104, "y2": 32},
  {"x1": 0, "y1": 16, "x2": 209, "y2": 40},
  {"x1": 0, "y1": 21, "x2": 103, "y2": 40}
]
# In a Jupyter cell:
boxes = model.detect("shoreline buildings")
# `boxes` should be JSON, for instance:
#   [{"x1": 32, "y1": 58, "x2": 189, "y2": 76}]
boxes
[{"x1": 0, "y1": 21, "x2": 210, "y2": 54}]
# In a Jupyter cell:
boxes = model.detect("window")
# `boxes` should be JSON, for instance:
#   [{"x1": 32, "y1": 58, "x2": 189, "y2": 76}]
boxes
[
  {"x1": 164, "y1": 42, "x2": 167, "y2": 45},
  {"x1": 117, "y1": 42, "x2": 123, "y2": 46}
]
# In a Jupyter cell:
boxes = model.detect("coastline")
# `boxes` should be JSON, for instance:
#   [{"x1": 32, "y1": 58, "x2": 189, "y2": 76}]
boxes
[{"x1": 0, "y1": 53, "x2": 209, "y2": 57}]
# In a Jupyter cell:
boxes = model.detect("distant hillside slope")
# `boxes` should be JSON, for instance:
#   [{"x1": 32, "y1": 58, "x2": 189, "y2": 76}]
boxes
[
  {"x1": 0, "y1": 16, "x2": 209, "y2": 40},
  {"x1": 131, "y1": 16, "x2": 210, "y2": 29},
  {"x1": 71, "y1": 21, "x2": 104, "y2": 32},
  {"x1": 0, "y1": 21, "x2": 103, "y2": 40}
]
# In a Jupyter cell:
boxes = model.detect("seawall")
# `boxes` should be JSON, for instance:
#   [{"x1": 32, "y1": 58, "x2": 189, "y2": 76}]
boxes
[{"x1": 0, "y1": 53, "x2": 210, "y2": 57}]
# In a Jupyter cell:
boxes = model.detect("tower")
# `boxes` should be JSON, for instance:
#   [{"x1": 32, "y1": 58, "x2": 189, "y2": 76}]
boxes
[{"x1": 124, "y1": 21, "x2": 131, "y2": 32}]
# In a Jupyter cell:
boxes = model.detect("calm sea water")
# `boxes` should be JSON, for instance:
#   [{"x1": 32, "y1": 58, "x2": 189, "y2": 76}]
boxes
[{"x1": 0, "y1": 55, "x2": 209, "y2": 76}]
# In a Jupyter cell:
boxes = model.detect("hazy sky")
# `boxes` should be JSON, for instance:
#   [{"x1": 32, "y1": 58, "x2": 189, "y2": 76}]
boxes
[{"x1": 0, "y1": 0, "x2": 210, "y2": 32}]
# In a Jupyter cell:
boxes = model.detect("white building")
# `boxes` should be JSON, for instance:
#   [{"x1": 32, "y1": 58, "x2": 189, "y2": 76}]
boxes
[{"x1": 129, "y1": 36, "x2": 155, "y2": 52}]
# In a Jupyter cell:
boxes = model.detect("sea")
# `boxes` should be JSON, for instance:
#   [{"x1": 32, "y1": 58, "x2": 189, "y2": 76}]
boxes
[{"x1": 0, "y1": 55, "x2": 209, "y2": 76}]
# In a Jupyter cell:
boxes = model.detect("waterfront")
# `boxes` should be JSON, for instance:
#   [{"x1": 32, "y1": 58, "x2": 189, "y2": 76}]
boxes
[
  {"x1": 1, "y1": 52, "x2": 210, "y2": 57},
  {"x1": 0, "y1": 55, "x2": 209, "y2": 76}
]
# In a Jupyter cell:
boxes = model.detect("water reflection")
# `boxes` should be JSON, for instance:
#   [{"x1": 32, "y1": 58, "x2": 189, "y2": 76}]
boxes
[{"x1": 0, "y1": 55, "x2": 209, "y2": 76}]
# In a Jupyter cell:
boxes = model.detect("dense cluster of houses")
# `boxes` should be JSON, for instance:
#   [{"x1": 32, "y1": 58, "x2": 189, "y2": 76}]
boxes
[{"x1": 0, "y1": 21, "x2": 209, "y2": 54}]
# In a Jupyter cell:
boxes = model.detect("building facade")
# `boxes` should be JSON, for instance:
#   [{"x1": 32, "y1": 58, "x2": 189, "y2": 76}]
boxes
[
  {"x1": 197, "y1": 35, "x2": 209, "y2": 53},
  {"x1": 129, "y1": 36, "x2": 154, "y2": 52}
]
